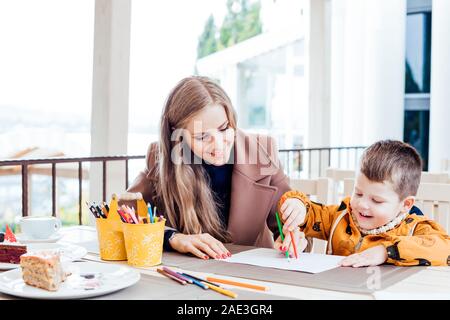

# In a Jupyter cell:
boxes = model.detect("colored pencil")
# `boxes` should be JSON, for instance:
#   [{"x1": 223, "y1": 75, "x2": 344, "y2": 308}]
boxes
[
  {"x1": 147, "y1": 203, "x2": 154, "y2": 223},
  {"x1": 180, "y1": 273, "x2": 222, "y2": 288},
  {"x1": 86, "y1": 202, "x2": 99, "y2": 218},
  {"x1": 116, "y1": 209, "x2": 128, "y2": 223},
  {"x1": 95, "y1": 205, "x2": 106, "y2": 218},
  {"x1": 157, "y1": 268, "x2": 187, "y2": 285},
  {"x1": 290, "y1": 231, "x2": 299, "y2": 259},
  {"x1": 178, "y1": 273, "x2": 208, "y2": 290},
  {"x1": 162, "y1": 267, "x2": 192, "y2": 283},
  {"x1": 103, "y1": 202, "x2": 110, "y2": 213},
  {"x1": 275, "y1": 211, "x2": 290, "y2": 260},
  {"x1": 206, "y1": 277, "x2": 268, "y2": 291},
  {"x1": 202, "y1": 282, "x2": 237, "y2": 299},
  {"x1": 100, "y1": 205, "x2": 108, "y2": 218}
]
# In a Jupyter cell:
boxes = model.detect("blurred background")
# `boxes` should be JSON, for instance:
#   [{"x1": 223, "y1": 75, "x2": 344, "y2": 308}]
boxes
[{"x1": 1, "y1": 0, "x2": 449, "y2": 230}]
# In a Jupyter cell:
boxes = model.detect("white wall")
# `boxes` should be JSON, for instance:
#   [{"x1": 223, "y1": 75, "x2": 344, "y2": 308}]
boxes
[
  {"x1": 329, "y1": 0, "x2": 406, "y2": 147},
  {"x1": 429, "y1": 0, "x2": 450, "y2": 171}
]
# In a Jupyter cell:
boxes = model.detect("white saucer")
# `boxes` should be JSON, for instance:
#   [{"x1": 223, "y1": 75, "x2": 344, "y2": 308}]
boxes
[{"x1": 15, "y1": 232, "x2": 63, "y2": 244}]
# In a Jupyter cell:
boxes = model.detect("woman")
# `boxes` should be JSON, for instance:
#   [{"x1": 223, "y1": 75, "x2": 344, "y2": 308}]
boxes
[{"x1": 127, "y1": 76, "x2": 305, "y2": 259}]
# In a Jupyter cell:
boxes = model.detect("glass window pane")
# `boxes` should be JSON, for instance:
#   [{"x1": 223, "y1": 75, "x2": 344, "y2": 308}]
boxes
[
  {"x1": 404, "y1": 110, "x2": 429, "y2": 170},
  {"x1": 0, "y1": 0, "x2": 94, "y2": 229},
  {"x1": 405, "y1": 12, "x2": 431, "y2": 93}
]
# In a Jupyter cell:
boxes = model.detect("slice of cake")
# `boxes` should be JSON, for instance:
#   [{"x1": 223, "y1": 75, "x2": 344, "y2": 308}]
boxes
[
  {"x1": 20, "y1": 251, "x2": 69, "y2": 291},
  {"x1": 0, "y1": 243, "x2": 27, "y2": 264}
]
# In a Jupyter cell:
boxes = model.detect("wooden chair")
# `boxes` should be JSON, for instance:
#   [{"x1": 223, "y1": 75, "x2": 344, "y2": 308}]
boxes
[
  {"x1": 343, "y1": 178, "x2": 355, "y2": 198},
  {"x1": 442, "y1": 159, "x2": 450, "y2": 173},
  {"x1": 343, "y1": 171, "x2": 450, "y2": 197},
  {"x1": 420, "y1": 172, "x2": 449, "y2": 183},
  {"x1": 289, "y1": 177, "x2": 332, "y2": 254},
  {"x1": 415, "y1": 183, "x2": 450, "y2": 233},
  {"x1": 326, "y1": 168, "x2": 355, "y2": 203}
]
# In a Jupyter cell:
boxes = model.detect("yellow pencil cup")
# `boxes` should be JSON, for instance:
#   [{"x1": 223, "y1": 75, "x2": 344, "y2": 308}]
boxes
[
  {"x1": 95, "y1": 218, "x2": 127, "y2": 261},
  {"x1": 122, "y1": 219, "x2": 165, "y2": 267}
]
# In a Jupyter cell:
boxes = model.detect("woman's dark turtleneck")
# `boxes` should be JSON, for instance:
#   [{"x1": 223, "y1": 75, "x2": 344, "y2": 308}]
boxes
[{"x1": 163, "y1": 151, "x2": 234, "y2": 250}]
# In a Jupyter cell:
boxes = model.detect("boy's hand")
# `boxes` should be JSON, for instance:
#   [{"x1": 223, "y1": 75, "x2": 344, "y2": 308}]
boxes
[
  {"x1": 274, "y1": 228, "x2": 308, "y2": 257},
  {"x1": 339, "y1": 245, "x2": 388, "y2": 267},
  {"x1": 280, "y1": 198, "x2": 307, "y2": 233}
]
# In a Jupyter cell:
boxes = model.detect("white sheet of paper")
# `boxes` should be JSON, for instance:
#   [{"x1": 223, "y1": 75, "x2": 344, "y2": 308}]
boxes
[{"x1": 223, "y1": 248, "x2": 345, "y2": 274}]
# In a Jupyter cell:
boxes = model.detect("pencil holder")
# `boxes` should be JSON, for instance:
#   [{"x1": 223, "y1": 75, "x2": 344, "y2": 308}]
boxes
[
  {"x1": 122, "y1": 218, "x2": 165, "y2": 267},
  {"x1": 96, "y1": 218, "x2": 127, "y2": 261},
  {"x1": 94, "y1": 193, "x2": 165, "y2": 265},
  {"x1": 95, "y1": 195, "x2": 127, "y2": 261}
]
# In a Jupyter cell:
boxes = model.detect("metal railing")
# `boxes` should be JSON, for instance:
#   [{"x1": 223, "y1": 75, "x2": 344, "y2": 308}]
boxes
[
  {"x1": 0, "y1": 146, "x2": 365, "y2": 223},
  {"x1": 278, "y1": 146, "x2": 366, "y2": 178},
  {"x1": 0, "y1": 155, "x2": 144, "y2": 224}
]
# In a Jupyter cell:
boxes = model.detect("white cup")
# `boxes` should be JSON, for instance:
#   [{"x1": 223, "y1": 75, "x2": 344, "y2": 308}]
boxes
[{"x1": 19, "y1": 216, "x2": 62, "y2": 239}]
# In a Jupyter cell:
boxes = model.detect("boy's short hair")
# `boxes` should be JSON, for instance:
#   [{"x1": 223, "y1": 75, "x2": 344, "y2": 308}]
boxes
[{"x1": 360, "y1": 140, "x2": 423, "y2": 200}]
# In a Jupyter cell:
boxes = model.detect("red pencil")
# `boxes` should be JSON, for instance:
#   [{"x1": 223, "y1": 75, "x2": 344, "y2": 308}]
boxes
[{"x1": 290, "y1": 231, "x2": 299, "y2": 259}]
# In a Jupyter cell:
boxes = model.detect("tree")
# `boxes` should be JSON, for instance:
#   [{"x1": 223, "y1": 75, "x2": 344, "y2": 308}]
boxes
[
  {"x1": 197, "y1": 14, "x2": 218, "y2": 59},
  {"x1": 197, "y1": 0, "x2": 262, "y2": 59}
]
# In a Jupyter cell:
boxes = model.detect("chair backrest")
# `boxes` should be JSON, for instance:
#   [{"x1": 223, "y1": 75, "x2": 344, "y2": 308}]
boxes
[
  {"x1": 326, "y1": 168, "x2": 356, "y2": 203},
  {"x1": 289, "y1": 177, "x2": 332, "y2": 204},
  {"x1": 289, "y1": 177, "x2": 332, "y2": 254},
  {"x1": 415, "y1": 183, "x2": 450, "y2": 233},
  {"x1": 341, "y1": 172, "x2": 450, "y2": 196},
  {"x1": 442, "y1": 159, "x2": 450, "y2": 172},
  {"x1": 420, "y1": 172, "x2": 449, "y2": 183},
  {"x1": 343, "y1": 178, "x2": 355, "y2": 198}
]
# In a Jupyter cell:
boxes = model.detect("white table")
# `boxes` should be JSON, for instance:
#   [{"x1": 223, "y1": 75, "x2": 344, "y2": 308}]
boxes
[{"x1": 2, "y1": 226, "x2": 450, "y2": 300}]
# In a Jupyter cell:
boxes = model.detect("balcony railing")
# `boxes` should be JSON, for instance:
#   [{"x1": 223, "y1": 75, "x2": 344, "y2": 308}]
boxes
[
  {"x1": 0, "y1": 146, "x2": 365, "y2": 223},
  {"x1": 278, "y1": 146, "x2": 366, "y2": 178},
  {"x1": 0, "y1": 155, "x2": 144, "y2": 224}
]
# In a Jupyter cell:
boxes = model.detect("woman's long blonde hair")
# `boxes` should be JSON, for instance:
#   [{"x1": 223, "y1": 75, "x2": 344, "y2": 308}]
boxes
[{"x1": 156, "y1": 76, "x2": 237, "y2": 242}]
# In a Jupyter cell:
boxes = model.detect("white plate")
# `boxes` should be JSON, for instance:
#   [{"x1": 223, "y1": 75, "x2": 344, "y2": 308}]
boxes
[
  {"x1": 0, "y1": 261, "x2": 140, "y2": 299},
  {"x1": 15, "y1": 232, "x2": 63, "y2": 243},
  {"x1": 0, "y1": 242, "x2": 87, "y2": 270}
]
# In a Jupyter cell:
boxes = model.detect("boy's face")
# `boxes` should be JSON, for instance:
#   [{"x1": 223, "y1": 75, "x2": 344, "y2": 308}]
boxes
[{"x1": 350, "y1": 172, "x2": 414, "y2": 230}]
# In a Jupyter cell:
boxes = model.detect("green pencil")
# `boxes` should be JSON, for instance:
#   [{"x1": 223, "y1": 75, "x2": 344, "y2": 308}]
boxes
[{"x1": 275, "y1": 211, "x2": 290, "y2": 260}]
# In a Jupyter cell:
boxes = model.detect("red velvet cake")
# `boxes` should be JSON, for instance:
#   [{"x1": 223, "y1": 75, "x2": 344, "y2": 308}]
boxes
[{"x1": 0, "y1": 243, "x2": 27, "y2": 264}]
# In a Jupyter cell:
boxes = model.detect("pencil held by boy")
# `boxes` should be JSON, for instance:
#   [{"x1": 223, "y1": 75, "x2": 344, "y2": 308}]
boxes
[{"x1": 277, "y1": 140, "x2": 450, "y2": 267}]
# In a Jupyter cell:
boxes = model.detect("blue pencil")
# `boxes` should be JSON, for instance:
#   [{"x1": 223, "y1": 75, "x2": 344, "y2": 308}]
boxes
[
  {"x1": 178, "y1": 273, "x2": 208, "y2": 290},
  {"x1": 147, "y1": 203, "x2": 154, "y2": 223}
]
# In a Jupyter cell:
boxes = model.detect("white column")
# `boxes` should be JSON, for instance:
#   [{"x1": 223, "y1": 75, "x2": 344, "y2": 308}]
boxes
[
  {"x1": 429, "y1": 0, "x2": 450, "y2": 171},
  {"x1": 362, "y1": 0, "x2": 406, "y2": 144},
  {"x1": 306, "y1": 0, "x2": 332, "y2": 149},
  {"x1": 329, "y1": 0, "x2": 345, "y2": 148},
  {"x1": 90, "y1": 0, "x2": 131, "y2": 212},
  {"x1": 330, "y1": 0, "x2": 406, "y2": 148}
]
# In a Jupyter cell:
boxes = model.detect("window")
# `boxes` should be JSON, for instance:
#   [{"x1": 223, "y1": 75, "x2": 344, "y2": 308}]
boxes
[
  {"x1": 405, "y1": 12, "x2": 431, "y2": 94},
  {"x1": 404, "y1": 2, "x2": 432, "y2": 170},
  {"x1": 0, "y1": 0, "x2": 94, "y2": 229}
]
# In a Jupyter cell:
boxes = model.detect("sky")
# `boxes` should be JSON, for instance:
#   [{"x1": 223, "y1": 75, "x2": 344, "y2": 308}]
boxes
[
  {"x1": 0, "y1": 0, "x2": 227, "y2": 123},
  {"x1": 129, "y1": 0, "x2": 228, "y2": 130}
]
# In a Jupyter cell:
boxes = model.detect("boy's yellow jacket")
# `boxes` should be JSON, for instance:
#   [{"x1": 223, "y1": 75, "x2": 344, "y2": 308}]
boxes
[{"x1": 278, "y1": 191, "x2": 450, "y2": 266}]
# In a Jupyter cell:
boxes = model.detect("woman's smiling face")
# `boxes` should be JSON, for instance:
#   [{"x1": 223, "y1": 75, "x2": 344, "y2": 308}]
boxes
[{"x1": 183, "y1": 104, "x2": 235, "y2": 166}]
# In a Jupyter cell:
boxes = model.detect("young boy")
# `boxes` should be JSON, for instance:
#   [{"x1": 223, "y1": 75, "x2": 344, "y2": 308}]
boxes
[{"x1": 277, "y1": 140, "x2": 450, "y2": 267}]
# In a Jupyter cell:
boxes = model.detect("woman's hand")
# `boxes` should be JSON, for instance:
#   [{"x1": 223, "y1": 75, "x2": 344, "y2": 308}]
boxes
[
  {"x1": 274, "y1": 228, "x2": 308, "y2": 258},
  {"x1": 339, "y1": 245, "x2": 388, "y2": 267},
  {"x1": 169, "y1": 233, "x2": 231, "y2": 260},
  {"x1": 280, "y1": 198, "x2": 307, "y2": 233}
]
